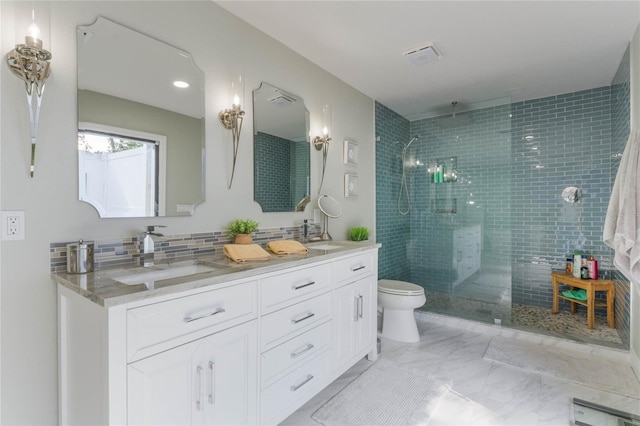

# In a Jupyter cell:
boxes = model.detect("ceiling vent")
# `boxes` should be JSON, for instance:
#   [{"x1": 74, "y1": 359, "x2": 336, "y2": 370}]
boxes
[
  {"x1": 403, "y1": 43, "x2": 442, "y2": 65},
  {"x1": 269, "y1": 93, "x2": 297, "y2": 107}
]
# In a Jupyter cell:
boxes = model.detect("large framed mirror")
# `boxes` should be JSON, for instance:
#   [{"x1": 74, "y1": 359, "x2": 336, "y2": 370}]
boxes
[
  {"x1": 253, "y1": 82, "x2": 310, "y2": 212},
  {"x1": 77, "y1": 17, "x2": 205, "y2": 217}
]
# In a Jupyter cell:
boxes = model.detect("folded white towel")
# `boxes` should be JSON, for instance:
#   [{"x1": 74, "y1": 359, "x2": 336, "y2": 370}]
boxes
[{"x1": 603, "y1": 129, "x2": 640, "y2": 283}]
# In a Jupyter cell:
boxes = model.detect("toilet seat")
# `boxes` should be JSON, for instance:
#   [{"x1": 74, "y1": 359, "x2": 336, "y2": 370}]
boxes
[{"x1": 378, "y1": 279, "x2": 424, "y2": 296}]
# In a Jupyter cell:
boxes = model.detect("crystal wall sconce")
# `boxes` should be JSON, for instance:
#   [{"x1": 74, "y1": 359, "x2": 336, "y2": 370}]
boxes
[
  {"x1": 219, "y1": 73, "x2": 245, "y2": 189},
  {"x1": 6, "y1": 5, "x2": 52, "y2": 177}
]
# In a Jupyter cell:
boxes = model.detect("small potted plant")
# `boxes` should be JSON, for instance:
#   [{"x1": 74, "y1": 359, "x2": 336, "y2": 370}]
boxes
[
  {"x1": 349, "y1": 226, "x2": 369, "y2": 242},
  {"x1": 227, "y1": 219, "x2": 259, "y2": 244}
]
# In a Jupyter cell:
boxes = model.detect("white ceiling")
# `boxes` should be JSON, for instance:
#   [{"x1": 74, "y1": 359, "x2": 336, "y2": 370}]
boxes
[{"x1": 216, "y1": 1, "x2": 640, "y2": 119}]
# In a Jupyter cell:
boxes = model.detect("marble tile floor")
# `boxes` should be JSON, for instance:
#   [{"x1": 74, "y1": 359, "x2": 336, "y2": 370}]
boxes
[{"x1": 281, "y1": 316, "x2": 640, "y2": 426}]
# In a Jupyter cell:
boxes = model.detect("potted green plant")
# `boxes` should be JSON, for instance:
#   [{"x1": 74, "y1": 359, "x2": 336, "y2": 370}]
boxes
[
  {"x1": 349, "y1": 226, "x2": 369, "y2": 242},
  {"x1": 227, "y1": 219, "x2": 259, "y2": 244}
]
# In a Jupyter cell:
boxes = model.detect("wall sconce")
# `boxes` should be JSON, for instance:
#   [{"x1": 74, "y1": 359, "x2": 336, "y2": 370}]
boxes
[
  {"x1": 313, "y1": 105, "x2": 332, "y2": 194},
  {"x1": 6, "y1": 5, "x2": 52, "y2": 177},
  {"x1": 219, "y1": 74, "x2": 245, "y2": 189}
]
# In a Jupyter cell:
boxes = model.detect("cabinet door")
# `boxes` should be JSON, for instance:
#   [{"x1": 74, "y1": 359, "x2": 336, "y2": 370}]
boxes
[
  {"x1": 353, "y1": 275, "x2": 375, "y2": 356},
  {"x1": 128, "y1": 321, "x2": 257, "y2": 426},
  {"x1": 332, "y1": 275, "x2": 376, "y2": 372},
  {"x1": 202, "y1": 321, "x2": 257, "y2": 426},
  {"x1": 331, "y1": 284, "x2": 356, "y2": 371},
  {"x1": 128, "y1": 338, "x2": 204, "y2": 425}
]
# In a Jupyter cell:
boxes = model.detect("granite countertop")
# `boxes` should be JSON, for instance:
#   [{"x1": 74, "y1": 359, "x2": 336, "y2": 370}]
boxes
[{"x1": 52, "y1": 240, "x2": 381, "y2": 308}]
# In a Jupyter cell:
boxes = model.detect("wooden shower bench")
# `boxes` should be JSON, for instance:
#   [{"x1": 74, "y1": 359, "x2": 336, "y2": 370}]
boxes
[{"x1": 551, "y1": 272, "x2": 615, "y2": 329}]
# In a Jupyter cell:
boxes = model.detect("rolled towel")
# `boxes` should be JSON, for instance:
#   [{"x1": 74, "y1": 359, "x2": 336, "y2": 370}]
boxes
[
  {"x1": 223, "y1": 244, "x2": 272, "y2": 262},
  {"x1": 562, "y1": 289, "x2": 587, "y2": 301},
  {"x1": 267, "y1": 240, "x2": 309, "y2": 255}
]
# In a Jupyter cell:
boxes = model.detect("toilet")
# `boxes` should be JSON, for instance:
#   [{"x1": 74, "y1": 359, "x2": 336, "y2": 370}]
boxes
[{"x1": 378, "y1": 279, "x2": 426, "y2": 343}]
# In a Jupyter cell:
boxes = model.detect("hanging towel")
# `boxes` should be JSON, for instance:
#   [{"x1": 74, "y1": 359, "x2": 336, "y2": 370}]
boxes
[
  {"x1": 603, "y1": 129, "x2": 640, "y2": 283},
  {"x1": 223, "y1": 244, "x2": 272, "y2": 262},
  {"x1": 266, "y1": 240, "x2": 309, "y2": 255}
]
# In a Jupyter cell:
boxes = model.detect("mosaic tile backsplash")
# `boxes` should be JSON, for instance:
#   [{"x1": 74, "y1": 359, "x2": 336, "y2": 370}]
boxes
[{"x1": 50, "y1": 224, "x2": 319, "y2": 273}]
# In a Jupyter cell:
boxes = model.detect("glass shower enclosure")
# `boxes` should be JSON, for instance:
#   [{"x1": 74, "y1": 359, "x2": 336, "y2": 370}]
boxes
[{"x1": 406, "y1": 102, "x2": 513, "y2": 325}]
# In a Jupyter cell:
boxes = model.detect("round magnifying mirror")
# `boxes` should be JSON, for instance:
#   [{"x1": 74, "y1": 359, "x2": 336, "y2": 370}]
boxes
[
  {"x1": 318, "y1": 195, "x2": 342, "y2": 218},
  {"x1": 317, "y1": 195, "x2": 342, "y2": 240},
  {"x1": 561, "y1": 186, "x2": 581, "y2": 203}
]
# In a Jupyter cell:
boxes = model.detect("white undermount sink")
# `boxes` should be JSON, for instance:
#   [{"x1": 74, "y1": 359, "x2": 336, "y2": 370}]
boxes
[
  {"x1": 112, "y1": 264, "x2": 217, "y2": 286},
  {"x1": 308, "y1": 243, "x2": 342, "y2": 251}
]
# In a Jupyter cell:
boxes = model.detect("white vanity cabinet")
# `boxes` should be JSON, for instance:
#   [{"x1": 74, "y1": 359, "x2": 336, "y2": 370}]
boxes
[
  {"x1": 452, "y1": 225, "x2": 481, "y2": 289},
  {"x1": 57, "y1": 245, "x2": 379, "y2": 426},
  {"x1": 58, "y1": 278, "x2": 259, "y2": 426},
  {"x1": 330, "y1": 252, "x2": 377, "y2": 374},
  {"x1": 128, "y1": 320, "x2": 257, "y2": 425}
]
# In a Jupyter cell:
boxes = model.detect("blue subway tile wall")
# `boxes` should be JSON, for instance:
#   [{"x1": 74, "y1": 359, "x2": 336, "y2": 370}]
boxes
[
  {"x1": 376, "y1": 75, "x2": 629, "y2": 346},
  {"x1": 408, "y1": 104, "x2": 512, "y2": 295},
  {"x1": 375, "y1": 101, "x2": 411, "y2": 280},
  {"x1": 510, "y1": 86, "x2": 613, "y2": 314},
  {"x1": 610, "y1": 44, "x2": 631, "y2": 346}
]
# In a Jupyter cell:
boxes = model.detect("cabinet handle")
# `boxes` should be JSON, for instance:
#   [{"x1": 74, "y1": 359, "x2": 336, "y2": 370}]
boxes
[
  {"x1": 290, "y1": 343, "x2": 315, "y2": 359},
  {"x1": 351, "y1": 265, "x2": 365, "y2": 272},
  {"x1": 292, "y1": 281, "x2": 315, "y2": 290},
  {"x1": 353, "y1": 296, "x2": 359, "y2": 321},
  {"x1": 290, "y1": 374, "x2": 314, "y2": 392},
  {"x1": 196, "y1": 366, "x2": 204, "y2": 411},
  {"x1": 457, "y1": 251, "x2": 462, "y2": 263},
  {"x1": 358, "y1": 294, "x2": 364, "y2": 319},
  {"x1": 291, "y1": 312, "x2": 315, "y2": 324},
  {"x1": 183, "y1": 307, "x2": 226, "y2": 323},
  {"x1": 208, "y1": 361, "x2": 215, "y2": 405}
]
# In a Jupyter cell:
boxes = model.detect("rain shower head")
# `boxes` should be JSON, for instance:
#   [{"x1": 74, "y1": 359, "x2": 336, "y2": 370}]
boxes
[{"x1": 435, "y1": 102, "x2": 473, "y2": 128}]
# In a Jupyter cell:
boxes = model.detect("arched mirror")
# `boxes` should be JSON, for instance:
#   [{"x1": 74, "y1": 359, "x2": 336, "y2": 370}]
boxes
[
  {"x1": 77, "y1": 17, "x2": 205, "y2": 217},
  {"x1": 253, "y1": 82, "x2": 310, "y2": 212}
]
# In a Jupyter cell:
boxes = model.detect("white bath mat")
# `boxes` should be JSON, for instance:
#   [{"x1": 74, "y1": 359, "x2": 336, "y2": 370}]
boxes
[
  {"x1": 312, "y1": 359, "x2": 448, "y2": 425},
  {"x1": 483, "y1": 336, "x2": 640, "y2": 398}
]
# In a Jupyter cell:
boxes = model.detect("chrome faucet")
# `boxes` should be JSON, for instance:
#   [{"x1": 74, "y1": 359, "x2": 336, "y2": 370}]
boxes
[{"x1": 139, "y1": 225, "x2": 166, "y2": 267}]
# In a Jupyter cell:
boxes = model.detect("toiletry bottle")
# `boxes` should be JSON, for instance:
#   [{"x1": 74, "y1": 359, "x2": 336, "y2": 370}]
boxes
[
  {"x1": 566, "y1": 258, "x2": 573, "y2": 274},
  {"x1": 580, "y1": 265, "x2": 589, "y2": 279},
  {"x1": 573, "y1": 253, "x2": 581, "y2": 278},
  {"x1": 587, "y1": 256, "x2": 598, "y2": 280}
]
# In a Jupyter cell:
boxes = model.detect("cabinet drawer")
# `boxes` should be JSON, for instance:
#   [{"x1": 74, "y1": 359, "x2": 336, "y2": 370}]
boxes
[
  {"x1": 260, "y1": 351, "x2": 330, "y2": 425},
  {"x1": 261, "y1": 292, "x2": 330, "y2": 351},
  {"x1": 127, "y1": 281, "x2": 257, "y2": 362},
  {"x1": 261, "y1": 321, "x2": 330, "y2": 389},
  {"x1": 333, "y1": 252, "x2": 374, "y2": 286},
  {"x1": 260, "y1": 264, "x2": 330, "y2": 314}
]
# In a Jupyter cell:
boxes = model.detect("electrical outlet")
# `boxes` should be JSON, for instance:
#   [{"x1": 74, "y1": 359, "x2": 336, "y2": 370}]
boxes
[{"x1": 2, "y1": 211, "x2": 25, "y2": 241}]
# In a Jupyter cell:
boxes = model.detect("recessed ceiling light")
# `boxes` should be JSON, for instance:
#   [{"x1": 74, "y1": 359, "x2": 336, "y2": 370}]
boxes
[{"x1": 173, "y1": 80, "x2": 189, "y2": 88}]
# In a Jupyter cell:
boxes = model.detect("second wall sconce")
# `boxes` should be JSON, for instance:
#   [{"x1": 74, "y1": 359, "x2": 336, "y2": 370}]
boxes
[
  {"x1": 219, "y1": 73, "x2": 245, "y2": 189},
  {"x1": 6, "y1": 4, "x2": 52, "y2": 177},
  {"x1": 313, "y1": 104, "x2": 332, "y2": 194}
]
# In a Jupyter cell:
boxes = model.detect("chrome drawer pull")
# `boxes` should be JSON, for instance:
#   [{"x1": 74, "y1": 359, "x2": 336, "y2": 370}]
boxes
[
  {"x1": 358, "y1": 294, "x2": 364, "y2": 319},
  {"x1": 290, "y1": 343, "x2": 315, "y2": 359},
  {"x1": 183, "y1": 307, "x2": 226, "y2": 323},
  {"x1": 292, "y1": 281, "x2": 316, "y2": 290},
  {"x1": 196, "y1": 366, "x2": 204, "y2": 411},
  {"x1": 291, "y1": 312, "x2": 315, "y2": 324},
  {"x1": 290, "y1": 374, "x2": 314, "y2": 392},
  {"x1": 208, "y1": 361, "x2": 215, "y2": 405},
  {"x1": 351, "y1": 265, "x2": 365, "y2": 272}
]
